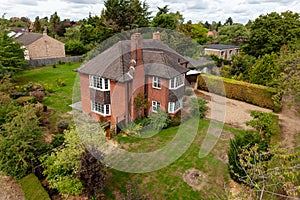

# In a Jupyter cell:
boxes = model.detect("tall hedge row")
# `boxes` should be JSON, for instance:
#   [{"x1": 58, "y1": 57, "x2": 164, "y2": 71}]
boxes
[{"x1": 197, "y1": 74, "x2": 277, "y2": 110}]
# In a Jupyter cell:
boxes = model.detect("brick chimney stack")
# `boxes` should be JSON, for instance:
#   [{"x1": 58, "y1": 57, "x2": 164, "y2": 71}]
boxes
[
  {"x1": 152, "y1": 31, "x2": 160, "y2": 40},
  {"x1": 131, "y1": 32, "x2": 143, "y2": 66}
]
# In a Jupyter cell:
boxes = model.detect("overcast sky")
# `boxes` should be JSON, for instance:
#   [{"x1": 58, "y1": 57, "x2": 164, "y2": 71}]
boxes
[{"x1": 0, "y1": 0, "x2": 299, "y2": 24}]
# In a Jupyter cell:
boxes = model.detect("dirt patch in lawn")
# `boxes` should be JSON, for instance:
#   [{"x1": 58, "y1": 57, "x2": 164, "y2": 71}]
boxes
[
  {"x1": 183, "y1": 168, "x2": 206, "y2": 191},
  {"x1": 0, "y1": 175, "x2": 24, "y2": 200}
]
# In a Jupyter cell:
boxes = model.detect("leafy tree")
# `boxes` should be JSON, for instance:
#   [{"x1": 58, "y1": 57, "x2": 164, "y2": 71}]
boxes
[
  {"x1": 247, "y1": 11, "x2": 300, "y2": 57},
  {"x1": 33, "y1": 16, "x2": 41, "y2": 32},
  {"x1": 249, "y1": 53, "x2": 281, "y2": 86},
  {"x1": 189, "y1": 97, "x2": 208, "y2": 118},
  {"x1": 236, "y1": 144, "x2": 300, "y2": 199},
  {"x1": 49, "y1": 11, "x2": 61, "y2": 36},
  {"x1": 0, "y1": 104, "x2": 48, "y2": 179},
  {"x1": 180, "y1": 22, "x2": 209, "y2": 45},
  {"x1": 230, "y1": 52, "x2": 256, "y2": 80},
  {"x1": 0, "y1": 30, "x2": 25, "y2": 78},
  {"x1": 218, "y1": 23, "x2": 250, "y2": 45},
  {"x1": 77, "y1": 149, "x2": 107, "y2": 199},
  {"x1": 103, "y1": 0, "x2": 151, "y2": 32},
  {"x1": 152, "y1": 5, "x2": 183, "y2": 30},
  {"x1": 40, "y1": 128, "x2": 84, "y2": 197},
  {"x1": 65, "y1": 40, "x2": 87, "y2": 56},
  {"x1": 273, "y1": 50, "x2": 300, "y2": 109},
  {"x1": 224, "y1": 17, "x2": 233, "y2": 26}
]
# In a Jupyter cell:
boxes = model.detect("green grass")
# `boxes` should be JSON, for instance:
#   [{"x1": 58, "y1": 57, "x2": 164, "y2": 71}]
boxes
[
  {"x1": 106, "y1": 119, "x2": 232, "y2": 199},
  {"x1": 16, "y1": 62, "x2": 82, "y2": 114},
  {"x1": 19, "y1": 174, "x2": 50, "y2": 200},
  {"x1": 16, "y1": 62, "x2": 82, "y2": 129}
]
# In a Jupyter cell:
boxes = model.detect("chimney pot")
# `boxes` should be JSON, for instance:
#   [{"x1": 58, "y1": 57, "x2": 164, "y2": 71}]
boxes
[{"x1": 153, "y1": 31, "x2": 160, "y2": 40}]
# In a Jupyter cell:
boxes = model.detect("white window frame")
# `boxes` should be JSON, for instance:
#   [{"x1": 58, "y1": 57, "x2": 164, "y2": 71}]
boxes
[
  {"x1": 89, "y1": 75, "x2": 110, "y2": 91},
  {"x1": 168, "y1": 98, "x2": 183, "y2": 113},
  {"x1": 91, "y1": 101, "x2": 111, "y2": 116},
  {"x1": 169, "y1": 74, "x2": 184, "y2": 90},
  {"x1": 152, "y1": 101, "x2": 161, "y2": 113},
  {"x1": 152, "y1": 76, "x2": 161, "y2": 89}
]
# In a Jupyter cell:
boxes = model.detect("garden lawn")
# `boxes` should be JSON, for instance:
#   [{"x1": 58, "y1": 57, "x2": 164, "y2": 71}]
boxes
[
  {"x1": 16, "y1": 63, "x2": 82, "y2": 125},
  {"x1": 105, "y1": 118, "x2": 240, "y2": 200}
]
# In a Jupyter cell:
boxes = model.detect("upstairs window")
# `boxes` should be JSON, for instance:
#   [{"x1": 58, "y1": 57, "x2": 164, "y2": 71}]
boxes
[
  {"x1": 91, "y1": 101, "x2": 110, "y2": 116},
  {"x1": 89, "y1": 75, "x2": 110, "y2": 91},
  {"x1": 152, "y1": 101, "x2": 161, "y2": 113},
  {"x1": 169, "y1": 74, "x2": 184, "y2": 89},
  {"x1": 152, "y1": 76, "x2": 161, "y2": 89}
]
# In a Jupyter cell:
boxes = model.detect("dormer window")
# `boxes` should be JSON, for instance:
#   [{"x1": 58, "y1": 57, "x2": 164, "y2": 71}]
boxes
[
  {"x1": 89, "y1": 75, "x2": 110, "y2": 91},
  {"x1": 152, "y1": 76, "x2": 161, "y2": 89},
  {"x1": 169, "y1": 74, "x2": 184, "y2": 90}
]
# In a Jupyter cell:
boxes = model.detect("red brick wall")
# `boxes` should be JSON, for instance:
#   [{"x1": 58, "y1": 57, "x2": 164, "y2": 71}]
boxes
[
  {"x1": 146, "y1": 76, "x2": 169, "y2": 115},
  {"x1": 110, "y1": 81, "x2": 127, "y2": 125},
  {"x1": 80, "y1": 73, "x2": 91, "y2": 115}
]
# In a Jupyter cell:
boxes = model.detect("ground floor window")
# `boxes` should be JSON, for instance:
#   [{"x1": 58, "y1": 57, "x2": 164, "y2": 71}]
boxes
[
  {"x1": 91, "y1": 101, "x2": 110, "y2": 116},
  {"x1": 168, "y1": 98, "x2": 183, "y2": 113},
  {"x1": 152, "y1": 101, "x2": 161, "y2": 113}
]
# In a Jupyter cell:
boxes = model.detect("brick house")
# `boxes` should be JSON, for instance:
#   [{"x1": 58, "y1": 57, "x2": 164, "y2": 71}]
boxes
[
  {"x1": 15, "y1": 31, "x2": 65, "y2": 60},
  {"x1": 204, "y1": 44, "x2": 240, "y2": 60},
  {"x1": 77, "y1": 32, "x2": 190, "y2": 129}
]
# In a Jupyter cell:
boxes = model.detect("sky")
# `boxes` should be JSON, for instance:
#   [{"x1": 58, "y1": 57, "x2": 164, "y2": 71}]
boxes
[{"x1": 0, "y1": 0, "x2": 299, "y2": 24}]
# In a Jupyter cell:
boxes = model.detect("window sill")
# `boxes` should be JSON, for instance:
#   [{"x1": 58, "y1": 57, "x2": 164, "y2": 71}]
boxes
[
  {"x1": 92, "y1": 110, "x2": 111, "y2": 117},
  {"x1": 89, "y1": 86, "x2": 110, "y2": 92},
  {"x1": 152, "y1": 86, "x2": 161, "y2": 90},
  {"x1": 169, "y1": 84, "x2": 184, "y2": 90}
]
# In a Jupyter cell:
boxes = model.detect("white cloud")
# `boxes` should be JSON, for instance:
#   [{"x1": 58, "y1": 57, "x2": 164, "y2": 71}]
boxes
[{"x1": 0, "y1": 0, "x2": 299, "y2": 24}]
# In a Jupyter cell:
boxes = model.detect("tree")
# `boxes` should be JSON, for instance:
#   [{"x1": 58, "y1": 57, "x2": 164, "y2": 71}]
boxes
[
  {"x1": 230, "y1": 52, "x2": 256, "y2": 80},
  {"x1": 0, "y1": 104, "x2": 48, "y2": 179},
  {"x1": 49, "y1": 11, "x2": 61, "y2": 36},
  {"x1": 249, "y1": 53, "x2": 281, "y2": 86},
  {"x1": 247, "y1": 11, "x2": 300, "y2": 57},
  {"x1": 152, "y1": 5, "x2": 183, "y2": 30},
  {"x1": 77, "y1": 148, "x2": 107, "y2": 199},
  {"x1": 33, "y1": 16, "x2": 41, "y2": 32},
  {"x1": 236, "y1": 145, "x2": 300, "y2": 199},
  {"x1": 218, "y1": 23, "x2": 250, "y2": 45},
  {"x1": 65, "y1": 40, "x2": 87, "y2": 56},
  {"x1": 224, "y1": 17, "x2": 233, "y2": 26},
  {"x1": 180, "y1": 22, "x2": 209, "y2": 45},
  {"x1": 103, "y1": 0, "x2": 151, "y2": 32},
  {"x1": 0, "y1": 30, "x2": 25, "y2": 78},
  {"x1": 40, "y1": 128, "x2": 84, "y2": 197}
]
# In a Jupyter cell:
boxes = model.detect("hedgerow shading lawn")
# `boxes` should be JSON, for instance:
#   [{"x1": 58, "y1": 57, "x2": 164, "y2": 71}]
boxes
[{"x1": 106, "y1": 119, "x2": 238, "y2": 199}]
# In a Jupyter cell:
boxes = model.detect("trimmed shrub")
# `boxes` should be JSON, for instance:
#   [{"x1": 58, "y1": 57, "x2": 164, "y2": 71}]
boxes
[
  {"x1": 198, "y1": 74, "x2": 277, "y2": 110},
  {"x1": 184, "y1": 87, "x2": 193, "y2": 96}
]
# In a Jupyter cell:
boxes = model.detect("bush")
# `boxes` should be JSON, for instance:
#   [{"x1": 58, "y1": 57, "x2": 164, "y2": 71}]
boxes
[
  {"x1": 30, "y1": 91, "x2": 45, "y2": 102},
  {"x1": 57, "y1": 121, "x2": 69, "y2": 134},
  {"x1": 189, "y1": 97, "x2": 208, "y2": 118},
  {"x1": 184, "y1": 87, "x2": 193, "y2": 96},
  {"x1": 19, "y1": 174, "x2": 50, "y2": 200},
  {"x1": 51, "y1": 134, "x2": 65, "y2": 148},
  {"x1": 65, "y1": 40, "x2": 87, "y2": 56},
  {"x1": 198, "y1": 74, "x2": 277, "y2": 110},
  {"x1": 149, "y1": 111, "x2": 170, "y2": 131},
  {"x1": 122, "y1": 122, "x2": 142, "y2": 137}
]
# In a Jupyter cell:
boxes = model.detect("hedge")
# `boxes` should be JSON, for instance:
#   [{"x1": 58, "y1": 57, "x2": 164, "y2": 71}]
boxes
[
  {"x1": 19, "y1": 174, "x2": 50, "y2": 200},
  {"x1": 198, "y1": 74, "x2": 277, "y2": 110}
]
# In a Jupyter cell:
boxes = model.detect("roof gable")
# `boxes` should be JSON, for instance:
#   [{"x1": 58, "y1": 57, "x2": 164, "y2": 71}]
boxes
[{"x1": 15, "y1": 32, "x2": 43, "y2": 46}]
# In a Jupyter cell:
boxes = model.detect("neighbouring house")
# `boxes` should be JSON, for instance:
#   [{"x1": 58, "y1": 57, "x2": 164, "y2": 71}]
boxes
[
  {"x1": 204, "y1": 44, "x2": 240, "y2": 60},
  {"x1": 14, "y1": 28, "x2": 65, "y2": 60},
  {"x1": 77, "y1": 32, "x2": 191, "y2": 131},
  {"x1": 207, "y1": 30, "x2": 218, "y2": 39}
]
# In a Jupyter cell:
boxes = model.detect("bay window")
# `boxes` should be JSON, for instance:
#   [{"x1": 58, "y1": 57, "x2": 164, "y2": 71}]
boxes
[
  {"x1": 169, "y1": 74, "x2": 184, "y2": 89},
  {"x1": 89, "y1": 75, "x2": 110, "y2": 91},
  {"x1": 91, "y1": 101, "x2": 110, "y2": 116},
  {"x1": 168, "y1": 98, "x2": 183, "y2": 113}
]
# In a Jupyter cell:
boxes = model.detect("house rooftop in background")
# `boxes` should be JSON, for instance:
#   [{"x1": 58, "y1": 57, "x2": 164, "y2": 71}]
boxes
[
  {"x1": 204, "y1": 44, "x2": 241, "y2": 61},
  {"x1": 13, "y1": 30, "x2": 65, "y2": 60}
]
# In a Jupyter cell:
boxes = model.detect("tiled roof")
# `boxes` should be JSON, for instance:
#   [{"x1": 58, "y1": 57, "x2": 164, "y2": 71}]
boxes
[
  {"x1": 15, "y1": 32, "x2": 43, "y2": 46},
  {"x1": 205, "y1": 44, "x2": 240, "y2": 50},
  {"x1": 78, "y1": 39, "x2": 189, "y2": 82}
]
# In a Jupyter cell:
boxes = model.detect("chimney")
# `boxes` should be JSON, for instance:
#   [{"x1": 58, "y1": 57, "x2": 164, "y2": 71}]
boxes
[
  {"x1": 152, "y1": 31, "x2": 160, "y2": 40},
  {"x1": 43, "y1": 26, "x2": 47, "y2": 36},
  {"x1": 131, "y1": 33, "x2": 143, "y2": 66}
]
